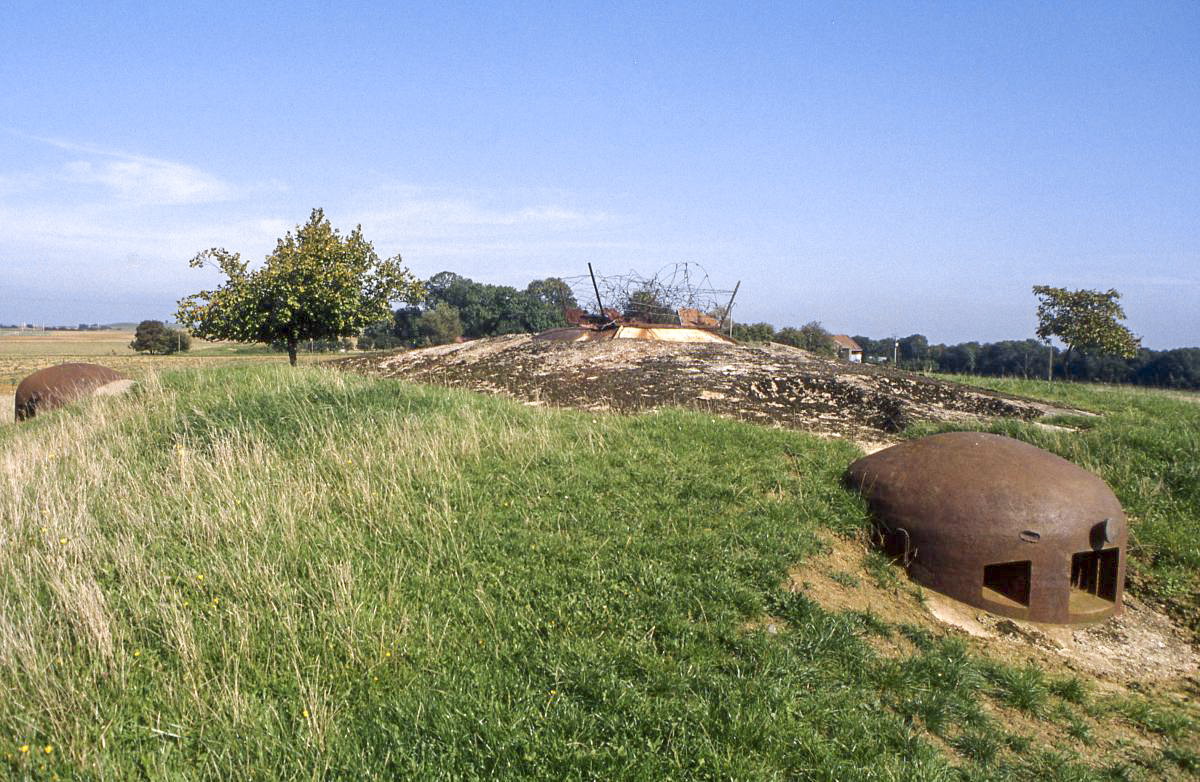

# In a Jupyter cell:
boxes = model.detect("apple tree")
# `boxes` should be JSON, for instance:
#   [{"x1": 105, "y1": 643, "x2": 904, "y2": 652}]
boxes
[
  {"x1": 177, "y1": 208, "x2": 423, "y2": 365},
  {"x1": 1032, "y1": 285, "x2": 1140, "y2": 377}
]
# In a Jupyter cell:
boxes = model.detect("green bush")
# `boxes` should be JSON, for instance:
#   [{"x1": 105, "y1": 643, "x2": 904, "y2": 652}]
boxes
[{"x1": 130, "y1": 319, "x2": 191, "y2": 354}]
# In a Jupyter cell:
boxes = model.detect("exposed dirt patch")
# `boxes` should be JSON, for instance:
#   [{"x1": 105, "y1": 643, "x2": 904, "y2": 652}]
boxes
[
  {"x1": 789, "y1": 535, "x2": 1200, "y2": 690},
  {"x1": 336, "y1": 336, "x2": 1077, "y2": 443}
]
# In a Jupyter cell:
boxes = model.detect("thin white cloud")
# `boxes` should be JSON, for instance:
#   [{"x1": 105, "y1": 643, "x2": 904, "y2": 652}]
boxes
[
  {"x1": 0, "y1": 203, "x2": 287, "y2": 268},
  {"x1": 20, "y1": 134, "x2": 235, "y2": 205},
  {"x1": 60, "y1": 158, "x2": 231, "y2": 205}
]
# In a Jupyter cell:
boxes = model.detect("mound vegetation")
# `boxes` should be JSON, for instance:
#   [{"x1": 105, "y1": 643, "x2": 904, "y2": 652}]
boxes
[{"x1": 0, "y1": 366, "x2": 1196, "y2": 779}]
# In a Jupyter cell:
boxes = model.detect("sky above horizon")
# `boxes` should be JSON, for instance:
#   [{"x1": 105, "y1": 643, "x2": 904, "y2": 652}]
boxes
[{"x1": 2, "y1": 1, "x2": 1197, "y2": 348}]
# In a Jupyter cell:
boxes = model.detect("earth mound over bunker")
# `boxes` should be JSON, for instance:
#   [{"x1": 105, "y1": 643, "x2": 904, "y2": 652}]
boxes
[{"x1": 337, "y1": 336, "x2": 1065, "y2": 442}]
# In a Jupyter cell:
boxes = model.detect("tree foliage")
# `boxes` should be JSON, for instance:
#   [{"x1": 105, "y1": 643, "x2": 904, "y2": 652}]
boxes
[
  {"x1": 1135, "y1": 348, "x2": 1200, "y2": 389},
  {"x1": 176, "y1": 209, "x2": 422, "y2": 364},
  {"x1": 732, "y1": 322, "x2": 776, "y2": 343},
  {"x1": 130, "y1": 320, "x2": 191, "y2": 354},
  {"x1": 1032, "y1": 286, "x2": 1141, "y2": 374},
  {"x1": 417, "y1": 302, "x2": 465, "y2": 345},
  {"x1": 523, "y1": 278, "x2": 579, "y2": 332},
  {"x1": 421, "y1": 272, "x2": 576, "y2": 338},
  {"x1": 622, "y1": 287, "x2": 677, "y2": 324},
  {"x1": 776, "y1": 321, "x2": 837, "y2": 356}
]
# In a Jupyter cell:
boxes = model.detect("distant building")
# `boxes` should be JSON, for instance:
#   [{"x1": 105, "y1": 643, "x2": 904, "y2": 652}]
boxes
[{"x1": 831, "y1": 335, "x2": 863, "y2": 363}]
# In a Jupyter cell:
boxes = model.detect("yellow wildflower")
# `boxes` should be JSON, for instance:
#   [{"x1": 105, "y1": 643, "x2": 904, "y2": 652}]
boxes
[
  {"x1": 43, "y1": 745, "x2": 53, "y2": 754},
  {"x1": 19, "y1": 744, "x2": 29, "y2": 754}
]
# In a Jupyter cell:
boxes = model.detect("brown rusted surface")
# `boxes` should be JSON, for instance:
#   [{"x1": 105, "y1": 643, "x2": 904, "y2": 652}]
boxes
[
  {"x1": 846, "y1": 432, "x2": 1126, "y2": 625},
  {"x1": 536, "y1": 298, "x2": 737, "y2": 346},
  {"x1": 563, "y1": 308, "x2": 590, "y2": 326},
  {"x1": 14, "y1": 363, "x2": 130, "y2": 421},
  {"x1": 677, "y1": 307, "x2": 720, "y2": 328}
]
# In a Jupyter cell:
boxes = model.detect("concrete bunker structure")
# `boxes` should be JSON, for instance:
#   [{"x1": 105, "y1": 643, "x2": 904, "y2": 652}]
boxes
[
  {"x1": 846, "y1": 432, "x2": 1126, "y2": 625},
  {"x1": 15, "y1": 363, "x2": 133, "y2": 421}
]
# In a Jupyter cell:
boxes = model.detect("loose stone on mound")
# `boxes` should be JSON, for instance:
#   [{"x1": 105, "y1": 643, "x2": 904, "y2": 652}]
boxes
[{"x1": 14, "y1": 363, "x2": 134, "y2": 421}]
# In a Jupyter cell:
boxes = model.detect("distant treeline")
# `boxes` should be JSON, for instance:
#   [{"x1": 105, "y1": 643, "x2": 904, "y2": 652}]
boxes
[
  {"x1": 356, "y1": 271, "x2": 580, "y2": 350},
  {"x1": 0, "y1": 323, "x2": 112, "y2": 331},
  {"x1": 850, "y1": 333, "x2": 1200, "y2": 391}
]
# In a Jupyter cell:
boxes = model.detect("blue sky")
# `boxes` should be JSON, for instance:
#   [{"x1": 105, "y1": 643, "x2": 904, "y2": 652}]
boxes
[{"x1": 2, "y1": 1, "x2": 1197, "y2": 347}]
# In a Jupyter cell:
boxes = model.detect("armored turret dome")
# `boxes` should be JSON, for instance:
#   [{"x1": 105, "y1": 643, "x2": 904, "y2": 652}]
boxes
[{"x1": 846, "y1": 432, "x2": 1126, "y2": 624}]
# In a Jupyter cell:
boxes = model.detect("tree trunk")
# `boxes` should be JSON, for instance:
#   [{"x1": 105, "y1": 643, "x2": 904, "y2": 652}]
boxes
[{"x1": 287, "y1": 337, "x2": 298, "y2": 366}]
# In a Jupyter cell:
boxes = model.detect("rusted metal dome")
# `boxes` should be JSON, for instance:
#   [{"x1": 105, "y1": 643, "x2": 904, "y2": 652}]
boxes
[
  {"x1": 14, "y1": 363, "x2": 133, "y2": 421},
  {"x1": 846, "y1": 432, "x2": 1126, "y2": 625}
]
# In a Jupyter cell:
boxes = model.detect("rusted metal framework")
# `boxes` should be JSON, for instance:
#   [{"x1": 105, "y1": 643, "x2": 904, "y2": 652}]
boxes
[
  {"x1": 846, "y1": 432, "x2": 1126, "y2": 625},
  {"x1": 15, "y1": 363, "x2": 132, "y2": 421},
  {"x1": 534, "y1": 263, "x2": 739, "y2": 344},
  {"x1": 561, "y1": 263, "x2": 738, "y2": 328}
]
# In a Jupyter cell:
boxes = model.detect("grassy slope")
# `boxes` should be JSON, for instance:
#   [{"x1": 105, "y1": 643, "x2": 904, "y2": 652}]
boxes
[{"x1": 0, "y1": 366, "x2": 1195, "y2": 780}]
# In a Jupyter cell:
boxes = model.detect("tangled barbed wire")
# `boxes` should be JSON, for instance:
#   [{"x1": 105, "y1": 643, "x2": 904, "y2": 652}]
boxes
[{"x1": 562, "y1": 263, "x2": 738, "y2": 324}]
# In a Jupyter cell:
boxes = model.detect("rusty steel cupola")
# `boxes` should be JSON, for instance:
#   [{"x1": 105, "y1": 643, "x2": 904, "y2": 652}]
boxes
[
  {"x1": 846, "y1": 432, "x2": 1126, "y2": 625},
  {"x1": 15, "y1": 363, "x2": 132, "y2": 421}
]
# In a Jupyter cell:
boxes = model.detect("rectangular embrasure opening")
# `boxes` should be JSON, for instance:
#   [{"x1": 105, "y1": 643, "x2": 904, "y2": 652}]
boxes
[
  {"x1": 982, "y1": 560, "x2": 1031, "y2": 608},
  {"x1": 1071, "y1": 549, "x2": 1119, "y2": 602}
]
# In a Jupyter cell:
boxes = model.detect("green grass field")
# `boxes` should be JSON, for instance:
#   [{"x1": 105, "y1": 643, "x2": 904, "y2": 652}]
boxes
[{"x1": 0, "y1": 366, "x2": 1196, "y2": 779}]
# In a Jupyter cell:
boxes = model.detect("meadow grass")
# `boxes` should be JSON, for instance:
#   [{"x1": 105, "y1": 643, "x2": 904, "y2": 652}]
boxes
[{"x1": 0, "y1": 366, "x2": 1195, "y2": 780}]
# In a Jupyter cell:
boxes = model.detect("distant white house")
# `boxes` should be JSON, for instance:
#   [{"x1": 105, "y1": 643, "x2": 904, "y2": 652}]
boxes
[{"x1": 831, "y1": 334, "x2": 863, "y2": 363}]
